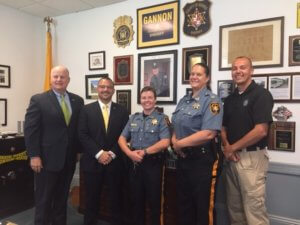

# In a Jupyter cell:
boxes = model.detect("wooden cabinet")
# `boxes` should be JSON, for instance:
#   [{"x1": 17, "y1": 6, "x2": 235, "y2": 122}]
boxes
[
  {"x1": 79, "y1": 164, "x2": 178, "y2": 225},
  {"x1": 0, "y1": 137, "x2": 34, "y2": 218}
]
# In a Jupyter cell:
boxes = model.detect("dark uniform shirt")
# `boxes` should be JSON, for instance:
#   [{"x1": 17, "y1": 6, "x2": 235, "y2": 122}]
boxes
[
  {"x1": 172, "y1": 87, "x2": 223, "y2": 140},
  {"x1": 223, "y1": 80, "x2": 273, "y2": 149},
  {"x1": 121, "y1": 110, "x2": 170, "y2": 149}
]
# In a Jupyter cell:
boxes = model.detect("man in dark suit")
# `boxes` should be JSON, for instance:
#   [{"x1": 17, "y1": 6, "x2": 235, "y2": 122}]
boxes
[
  {"x1": 24, "y1": 65, "x2": 84, "y2": 225},
  {"x1": 78, "y1": 77, "x2": 129, "y2": 225}
]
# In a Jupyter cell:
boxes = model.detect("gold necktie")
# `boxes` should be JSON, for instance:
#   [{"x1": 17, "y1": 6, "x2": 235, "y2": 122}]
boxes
[
  {"x1": 60, "y1": 95, "x2": 70, "y2": 125},
  {"x1": 102, "y1": 104, "x2": 109, "y2": 131}
]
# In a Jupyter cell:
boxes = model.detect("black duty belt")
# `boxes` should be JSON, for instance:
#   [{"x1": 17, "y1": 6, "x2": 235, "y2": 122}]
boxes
[{"x1": 180, "y1": 145, "x2": 210, "y2": 159}]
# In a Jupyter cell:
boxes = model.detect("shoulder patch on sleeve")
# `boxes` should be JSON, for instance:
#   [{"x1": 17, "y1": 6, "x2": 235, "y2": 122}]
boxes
[
  {"x1": 164, "y1": 116, "x2": 171, "y2": 127},
  {"x1": 210, "y1": 102, "x2": 220, "y2": 115}
]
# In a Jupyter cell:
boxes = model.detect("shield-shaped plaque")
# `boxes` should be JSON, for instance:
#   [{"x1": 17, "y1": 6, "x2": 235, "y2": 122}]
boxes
[{"x1": 183, "y1": 0, "x2": 211, "y2": 37}]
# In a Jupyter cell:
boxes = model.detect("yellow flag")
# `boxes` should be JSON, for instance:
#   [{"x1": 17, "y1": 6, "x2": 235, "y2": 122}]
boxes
[{"x1": 44, "y1": 30, "x2": 52, "y2": 91}]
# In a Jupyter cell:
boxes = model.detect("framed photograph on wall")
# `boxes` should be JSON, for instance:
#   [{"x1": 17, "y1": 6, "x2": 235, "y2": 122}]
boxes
[
  {"x1": 85, "y1": 74, "x2": 108, "y2": 99},
  {"x1": 138, "y1": 50, "x2": 177, "y2": 104},
  {"x1": 137, "y1": 1, "x2": 179, "y2": 49},
  {"x1": 252, "y1": 75, "x2": 268, "y2": 89},
  {"x1": 89, "y1": 51, "x2": 105, "y2": 70},
  {"x1": 116, "y1": 90, "x2": 131, "y2": 114},
  {"x1": 289, "y1": 35, "x2": 300, "y2": 66},
  {"x1": 268, "y1": 121, "x2": 295, "y2": 152},
  {"x1": 0, "y1": 65, "x2": 11, "y2": 88},
  {"x1": 186, "y1": 88, "x2": 192, "y2": 96},
  {"x1": 182, "y1": 45, "x2": 212, "y2": 84},
  {"x1": 292, "y1": 74, "x2": 300, "y2": 100},
  {"x1": 114, "y1": 55, "x2": 133, "y2": 85},
  {"x1": 268, "y1": 75, "x2": 291, "y2": 102},
  {"x1": 0, "y1": 98, "x2": 7, "y2": 126},
  {"x1": 219, "y1": 17, "x2": 284, "y2": 70},
  {"x1": 217, "y1": 80, "x2": 235, "y2": 102},
  {"x1": 297, "y1": 3, "x2": 300, "y2": 28}
]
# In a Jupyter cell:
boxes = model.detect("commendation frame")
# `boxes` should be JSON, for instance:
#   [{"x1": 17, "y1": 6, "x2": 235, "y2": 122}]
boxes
[{"x1": 268, "y1": 121, "x2": 295, "y2": 152}]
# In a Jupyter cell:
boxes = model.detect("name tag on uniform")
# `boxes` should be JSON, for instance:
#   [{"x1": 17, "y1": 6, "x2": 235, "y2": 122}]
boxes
[{"x1": 131, "y1": 123, "x2": 137, "y2": 127}]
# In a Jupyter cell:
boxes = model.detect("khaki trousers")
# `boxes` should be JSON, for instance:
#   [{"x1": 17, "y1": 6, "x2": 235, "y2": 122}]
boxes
[{"x1": 225, "y1": 149, "x2": 270, "y2": 225}]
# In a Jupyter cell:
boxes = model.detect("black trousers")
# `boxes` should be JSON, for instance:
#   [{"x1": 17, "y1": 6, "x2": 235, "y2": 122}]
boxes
[
  {"x1": 83, "y1": 158, "x2": 123, "y2": 225},
  {"x1": 129, "y1": 158, "x2": 163, "y2": 225},
  {"x1": 34, "y1": 162, "x2": 76, "y2": 225},
  {"x1": 176, "y1": 149, "x2": 217, "y2": 225}
]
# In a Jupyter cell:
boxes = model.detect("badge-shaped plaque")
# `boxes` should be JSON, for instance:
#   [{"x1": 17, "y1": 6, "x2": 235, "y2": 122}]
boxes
[
  {"x1": 183, "y1": 0, "x2": 211, "y2": 37},
  {"x1": 113, "y1": 16, "x2": 134, "y2": 48}
]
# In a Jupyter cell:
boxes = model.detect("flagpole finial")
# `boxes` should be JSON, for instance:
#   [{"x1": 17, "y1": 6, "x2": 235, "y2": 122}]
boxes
[{"x1": 44, "y1": 16, "x2": 53, "y2": 32}]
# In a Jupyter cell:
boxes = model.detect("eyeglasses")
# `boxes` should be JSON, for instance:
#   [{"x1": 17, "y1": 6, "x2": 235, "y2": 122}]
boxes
[{"x1": 98, "y1": 85, "x2": 114, "y2": 89}]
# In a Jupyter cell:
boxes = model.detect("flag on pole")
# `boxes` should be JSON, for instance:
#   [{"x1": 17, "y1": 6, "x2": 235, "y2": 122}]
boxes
[{"x1": 43, "y1": 17, "x2": 53, "y2": 91}]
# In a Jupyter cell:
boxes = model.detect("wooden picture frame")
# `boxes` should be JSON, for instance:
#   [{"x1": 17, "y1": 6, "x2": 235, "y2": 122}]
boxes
[
  {"x1": 138, "y1": 50, "x2": 178, "y2": 104},
  {"x1": 116, "y1": 90, "x2": 131, "y2": 114},
  {"x1": 186, "y1": 88, "x2": 192, "y2": 96},
  {"x1": 268, "y1": 74, "x2": 291, "y2": 102},
  {"x1": 252, "y1": 75, "x2": 268, "y2": 89},
  {"x1": 89, "y1": 51, "x2": 105, "y2": 70},
  {"x1": 0, "y1": 98, "x2": 7, "y2": 126},
  {"x1": 85, "y1": 74, "x2": 108, "y2": 99},
  {"x1": 137, "y1": 1, "x2": 179, "y2": 49},
  {"x1": 289, "y1": 35, "x2": 300, "y2": 66},
  {"x1": 219, "y1": 17, "x2": 284, "y2": 70},
  {"x1": 182, "y1": 45, "x2": 212, "y2": 84},
  {"x1": 113, "y1": 55, "x2": 133, "y2": 85},
  {"x1": 0, "y1": 65, "x2": 11, "y2": 88},
  {"x1": 268, "y1": 121, "x2": 295, "y2": 152},
  {"x1": 217, "y1": 80, "x2": 235, "y2": 102}
]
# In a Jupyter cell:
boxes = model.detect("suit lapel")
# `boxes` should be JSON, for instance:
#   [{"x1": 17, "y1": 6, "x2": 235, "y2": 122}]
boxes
[
  {"x1": 107, "y1": 102, "x2": 117, "y2": 135},
  {"x1": 68, "y1": 92, "x2": 76, "y2": 124},
  {"x1": 95, "y1": 102, "x2": 107, "y2": 135}
]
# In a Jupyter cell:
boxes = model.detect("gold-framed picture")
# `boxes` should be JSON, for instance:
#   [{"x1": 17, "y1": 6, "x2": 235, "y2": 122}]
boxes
[{"x1": 137, "y1": 1, "x2": 179, "y2": 49}]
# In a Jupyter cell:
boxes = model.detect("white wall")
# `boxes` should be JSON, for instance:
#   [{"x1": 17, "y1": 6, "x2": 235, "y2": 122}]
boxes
[
  {"x1": 53, "y1": 0, "x2": 300, "y2": 165},
  {"x1": 1, "y1": 0, "x2": 299, "y2": 165},
  {"x1": 0, "y1": 4, "x2": 44, "y2": 131}
]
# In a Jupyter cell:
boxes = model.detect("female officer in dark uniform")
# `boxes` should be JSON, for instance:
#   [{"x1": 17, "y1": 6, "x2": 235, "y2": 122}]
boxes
[
  {"x1": 118, "y1": 86, "x2": 170, "y2": 225},
  {"x1": 171, "y1": 63, "x2": 223, "y2": 225}
]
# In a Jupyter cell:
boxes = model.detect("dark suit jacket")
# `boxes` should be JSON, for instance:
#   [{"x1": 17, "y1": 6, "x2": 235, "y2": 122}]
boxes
[
  {"x1": 78, "y1": 101, "x2": 129, "y2": 172},
  {"x1": 24, "y1": 90, "x2": 84, "y2": 172}
]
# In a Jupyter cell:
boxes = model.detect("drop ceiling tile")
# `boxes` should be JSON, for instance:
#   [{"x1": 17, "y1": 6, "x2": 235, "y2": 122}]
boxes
[
  {"x1": 21, "y1": 3, "x2": 63, "y2": 17},
  {"x1": 82, "y1": 0, "x2": 126, "y2": 8},
  {"x1": 41, "y1": 0, "x2": 92, "y2": 13},
  {"x1": 0, "y1": 0, "x2": 35, "y2": 8}
]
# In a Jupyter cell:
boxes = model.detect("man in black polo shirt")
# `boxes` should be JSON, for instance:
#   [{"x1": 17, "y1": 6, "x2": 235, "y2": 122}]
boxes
[{"x1": 221, "y1": 56, "x2": 273, "y2": 225}]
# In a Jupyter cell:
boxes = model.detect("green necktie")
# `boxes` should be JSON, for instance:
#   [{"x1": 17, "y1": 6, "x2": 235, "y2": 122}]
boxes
[
  {"x1": 60, "y1": 95, "x2": 71, "y2": 125},
  {"x1": 102, "y1": 104, "x2": 109, "y2": 131}
]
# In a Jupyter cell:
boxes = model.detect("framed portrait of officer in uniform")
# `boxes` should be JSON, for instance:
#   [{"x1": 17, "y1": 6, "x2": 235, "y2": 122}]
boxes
[{"x1": 138, "y1": 50, "x2": 178, "y2": 104}]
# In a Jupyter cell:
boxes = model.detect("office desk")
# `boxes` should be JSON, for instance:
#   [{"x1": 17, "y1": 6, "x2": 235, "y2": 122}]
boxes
[{"x1": 0, "y1": 136, "x2": 34, "y2": 218}]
